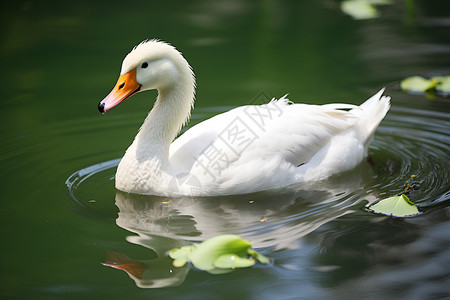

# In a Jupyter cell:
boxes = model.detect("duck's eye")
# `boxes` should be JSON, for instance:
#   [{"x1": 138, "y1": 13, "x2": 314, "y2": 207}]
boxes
[{"x1": 141, "y1": 62, "x2": 148, "y2": 68}]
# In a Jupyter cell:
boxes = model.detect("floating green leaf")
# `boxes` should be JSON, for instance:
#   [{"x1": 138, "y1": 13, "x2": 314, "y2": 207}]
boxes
[
  {"x1": 341, "y1": 0, "x2": 378, "y2": 20},
  {"x1": 341, "y1": 0, "x2": 393, "y2": 20},
  {"x1": 368, "y1": 194, "x2": 420, "y2": 217},
  {"x1": 169, "y1": 245, "x2": 194, "y2": 267},
  {"x1": 248, "y1": 248, "x2": 271, "y2": 264},
  {"x1": 214, "y1": 254, "x2": 255, "y2": 269},
  {"x1": 168, "y1": 234, "x2": 270, "y2": 274},
  {"x1": 400, "y1": 76, "x2": 438, "y2": 93},
  {"x1": 400, "y1": 75, "x2": 450, "y2": 97},
  {"x1": 436, "y1": 76, "x2": 450, "y2": 96}
]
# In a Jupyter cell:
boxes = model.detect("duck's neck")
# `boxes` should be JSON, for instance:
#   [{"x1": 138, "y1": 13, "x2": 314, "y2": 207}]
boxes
[
  {"x1": 133, "y1": 78, "x2": 195, "y2": 166},
  {"x1": 116, "y1": 58, "x2": 195, "y2": 194}
]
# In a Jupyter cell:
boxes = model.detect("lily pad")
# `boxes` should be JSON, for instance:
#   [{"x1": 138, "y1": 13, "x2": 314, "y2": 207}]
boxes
[
  {"x1": 214, "y1": 254, "x2": 256, "y2": 269},
  {"x1": 368, "y1": 194, "x2": 420, "y2": 217},
  {"x1": 169, "y1": 234, "x2": 270, "y2": 274},
  {"x1": 400, "y1": 76, "x2": 438, "y2": 93},
  {"x1": 341, "y1": 0, "x2": 393, "y2": 20},
  {"x1": 341, "y1": 0, "x2": 378, "y2": 20},
  {"x1": 248, "y1": 248, "x2": 271, "y2": 264},
  {"x1": 400, "y1": 75, "x2": 450, "y2": 97},
  {"x1": 436, "y1": 76, "x2": 450, "y2": 96},
  {"x1": 169, "y1": 245, "x2": 195, "y2": 267}
]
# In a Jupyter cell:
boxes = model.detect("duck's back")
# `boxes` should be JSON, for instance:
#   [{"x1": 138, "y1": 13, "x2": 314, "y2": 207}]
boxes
[{"x1": 169, "y1": 89, "x2": 390, "y2": 195}]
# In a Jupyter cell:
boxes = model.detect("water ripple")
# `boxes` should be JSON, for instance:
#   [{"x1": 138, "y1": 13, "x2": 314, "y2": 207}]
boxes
[{"x1": 66, "y1": 105, "x2": 450, "y2": 246}]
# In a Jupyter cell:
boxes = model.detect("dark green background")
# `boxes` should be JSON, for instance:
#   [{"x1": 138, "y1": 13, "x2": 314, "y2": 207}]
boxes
[{"x1": 1, "y1": 1, "x2": 449, "y2": 299}]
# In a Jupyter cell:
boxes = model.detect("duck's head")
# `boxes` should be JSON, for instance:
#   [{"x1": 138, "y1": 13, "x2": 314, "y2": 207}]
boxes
[{"x1": 98, "y1": 39, "x2": 194, "y2": 113}]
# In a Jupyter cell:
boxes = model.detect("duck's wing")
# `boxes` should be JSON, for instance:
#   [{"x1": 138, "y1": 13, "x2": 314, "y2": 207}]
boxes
[
  {"x1": 169, "y1": 96, "x2": 358, "y2": 174},
  {"x1": 169, "y1": 90, "x2": 389, "y2": 194}
]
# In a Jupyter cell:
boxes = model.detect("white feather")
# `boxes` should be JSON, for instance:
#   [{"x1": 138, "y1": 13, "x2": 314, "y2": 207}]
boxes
[{"x1": 110, "y1": 40, "x2": 390, "y2": 196}]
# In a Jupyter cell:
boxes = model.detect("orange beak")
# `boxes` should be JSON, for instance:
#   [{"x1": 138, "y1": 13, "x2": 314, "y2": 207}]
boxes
[{"x1": 98, "y1": 68, "x2": 141, "y2": 113}]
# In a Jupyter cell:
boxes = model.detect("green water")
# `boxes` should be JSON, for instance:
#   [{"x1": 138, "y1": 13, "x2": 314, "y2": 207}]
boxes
[{"x1": 1, "y1": 1, "x2": 449, "y2": 299}]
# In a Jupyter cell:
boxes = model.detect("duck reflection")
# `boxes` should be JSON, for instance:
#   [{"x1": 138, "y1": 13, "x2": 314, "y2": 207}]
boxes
[
  {"x1": 101, "y1": 235, "x2": 189, "y2": 288},
  {"x1": 103, "y1": 166, "x2": 378, "y2": 288}
]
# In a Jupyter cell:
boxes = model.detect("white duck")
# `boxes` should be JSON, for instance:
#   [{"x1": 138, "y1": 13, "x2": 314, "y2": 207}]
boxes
[{"x1": 99, "y1": 39, "x2": 390, "y2": 196}]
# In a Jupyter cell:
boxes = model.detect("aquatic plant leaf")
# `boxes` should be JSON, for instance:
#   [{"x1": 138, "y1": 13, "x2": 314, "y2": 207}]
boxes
[
  {"x1": 188, "y1": 235, "x2": 253, "y2": 271},
  {"x1": 172, "y1": 257, "x2": 188, "y2": 267},
  {"x1": 168, "y1": 245, "x2": 195, "y2": 267},
  {"x1": 341, "y1": 0, "x2": 392, "y2": 19},
  {"x1": 368, "y1": 194, "x2": 419, "y2": 217},
  {"x1": 248, "y1": 248, "x2": 270, "y2": 264},
  {"x1": 169, "y1": 245, "x2": 194, "y2": 259},
  {"x1": 341, "y1": 0, "x2": 378, "y2": 20},
  {"x1": 436, "y1": 76, "x2": 450, "y2": 95},
  {"x1": 169, "y1": 234, "x2": 269, "y2": 273},
  {"x1": 214, "y1": 254, "x2": 255, "y2": 269},
  {"x1": 400, "y1": 76, "x2": 438, "y2": 92}
]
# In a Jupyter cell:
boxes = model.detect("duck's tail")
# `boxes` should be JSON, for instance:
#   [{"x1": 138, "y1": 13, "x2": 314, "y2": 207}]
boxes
[{"x1": 355, "y1": 88, "x2": 391, "y2": 149}]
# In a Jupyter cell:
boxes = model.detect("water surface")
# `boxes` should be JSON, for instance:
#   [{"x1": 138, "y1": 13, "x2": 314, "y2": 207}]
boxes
[{"x1": 1, "y1": 1, "x2": 449, "y2": 299}]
